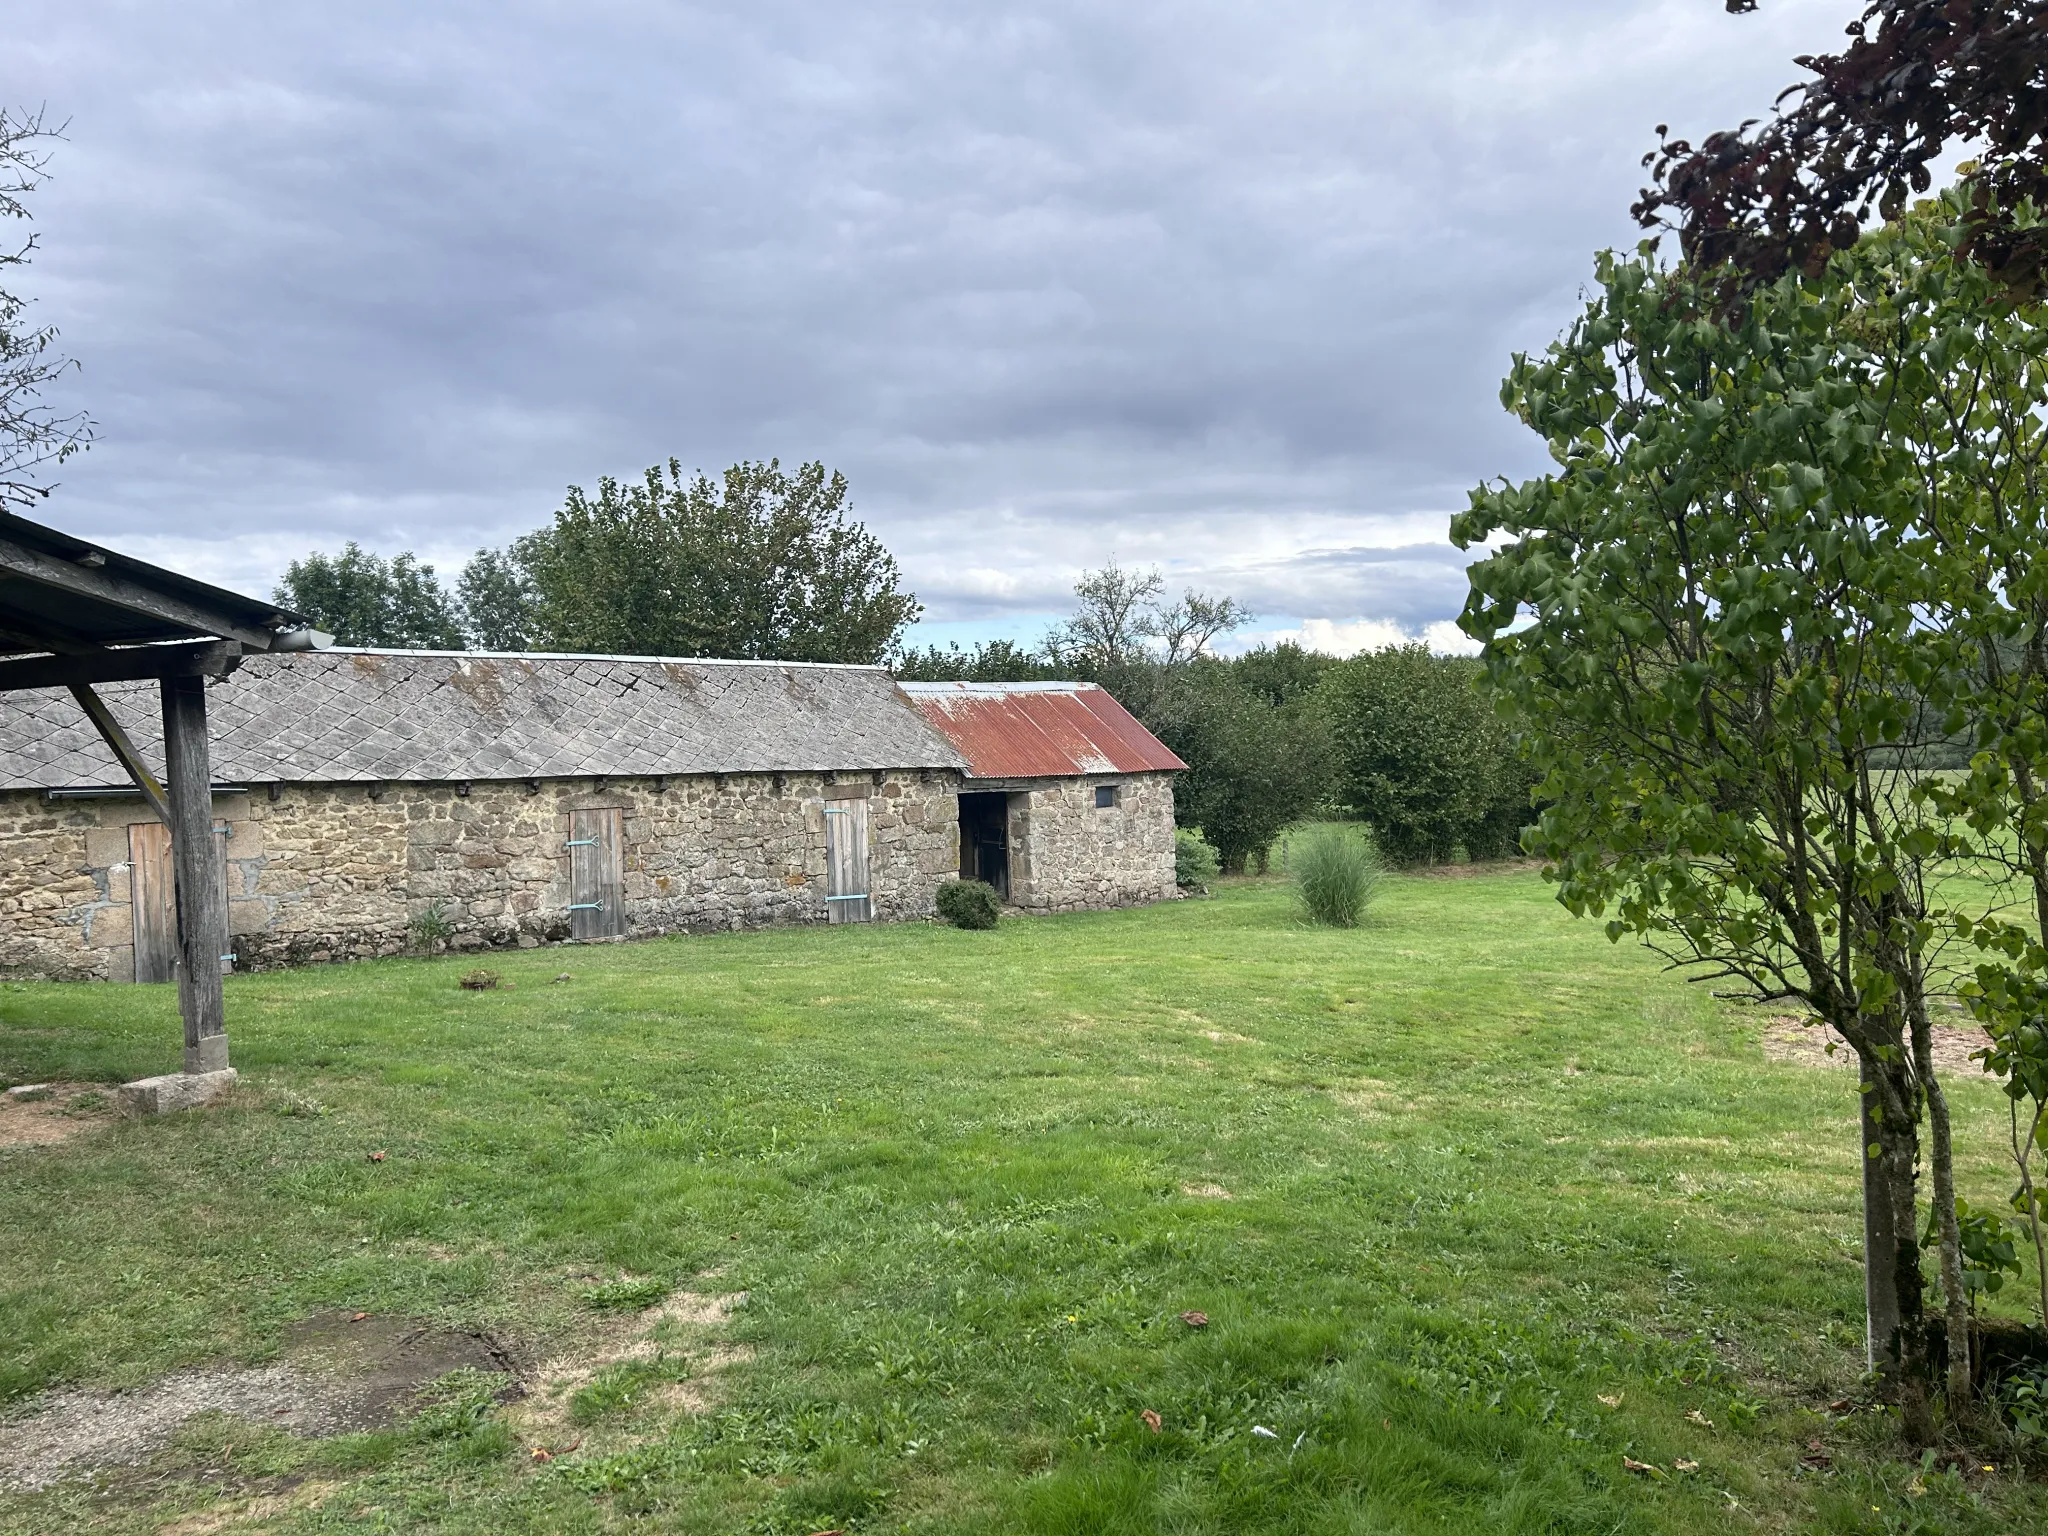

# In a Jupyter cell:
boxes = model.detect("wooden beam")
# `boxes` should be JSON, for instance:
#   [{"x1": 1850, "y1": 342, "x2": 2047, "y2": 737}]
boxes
[
  {"x1": 0, "y1": 639, "x2": 242, "y2": 694},
  {"x1": 0, "y1": 532, "x2": 278, "y2": 649},
  {"x1": 161, "y1": 674, "x2": 230, "y2": 1073},
  {"x1": 67, "y1": 683, "x2": 172, "y2": 827}
]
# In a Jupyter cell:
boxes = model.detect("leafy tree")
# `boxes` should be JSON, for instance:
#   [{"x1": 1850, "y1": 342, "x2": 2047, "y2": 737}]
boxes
[
  {"x1": 274, "y1": 542, "x2": 465, "y2": 649},
  {"x1": 1231, "y1": 642, "x2": 1337, "y2": 709},
  {"x1": 1150, "y1": 588, "x2": 1252, "y2": 664},
  {"x1": 0, "y1": 109, "x2": 90, "y2": 510},
  {"x1": 1145, "y1": 662, "x2": 1333, "y2": 875},
  {"x1": 1638, "y1": 3, "x2": 2048, "y2": 292},
  {"x1": 1044, "y1": 561, "x2": 1248, "y2": 671},
  {"x1": 1044, "y1": 563, "x2": 1164, "y2": 671},
  {"x1": 1319, "y1": 646, "x2": 1530, "y2": 866},
  {"x1": 516, "y1": 459, "x2": 920, "y2": 663},
  {"x1": 1874, "y1": 195, "x2": 2048, "y2": 1340},
  {"x1": 1454, "y1": 233, "x2": 1972, "y2": 1433},
  {"x1": 456, "y1": 547, "x2": 533, "y2": 651}
]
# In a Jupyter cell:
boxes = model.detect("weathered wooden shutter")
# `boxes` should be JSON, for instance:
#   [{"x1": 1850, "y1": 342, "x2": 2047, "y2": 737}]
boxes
[
  {"x1": 129, "y1": 821, "x2": 178, "y2": 983},
  {"x1": 823, "y1": 793, "x2": 872, "y2": 923},
  {"x1": 567, "y1": 807, "x2": 625, "y2": 939}
]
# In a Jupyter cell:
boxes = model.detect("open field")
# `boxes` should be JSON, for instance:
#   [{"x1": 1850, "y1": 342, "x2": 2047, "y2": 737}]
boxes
[{"x1": 1, "y1": 869, "x2": 2044, "y2": 1534}]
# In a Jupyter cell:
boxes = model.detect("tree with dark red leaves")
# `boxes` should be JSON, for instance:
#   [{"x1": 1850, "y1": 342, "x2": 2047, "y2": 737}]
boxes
[{"x1": 1636, "y1": 2, "x2": 2048, "y2": 290}]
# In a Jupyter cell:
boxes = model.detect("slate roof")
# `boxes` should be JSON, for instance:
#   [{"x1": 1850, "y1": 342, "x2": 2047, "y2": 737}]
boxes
[
  {"x1": 0, "y1": 650, "x2": 969, "y2": 789},
  {"x1": 900, "y1": 682, "x2": 1186, "y2": 779}
]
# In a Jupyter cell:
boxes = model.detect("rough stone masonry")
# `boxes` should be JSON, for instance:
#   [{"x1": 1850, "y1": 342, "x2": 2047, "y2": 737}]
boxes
[{"x1": 0, "y1": 770, "x2": 964, "y2": 979}]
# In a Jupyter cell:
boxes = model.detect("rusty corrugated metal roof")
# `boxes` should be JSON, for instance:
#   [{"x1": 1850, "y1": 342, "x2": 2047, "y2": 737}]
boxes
[{"x1": 899, "y1": 682, "x2": 1186, "y2": 779}]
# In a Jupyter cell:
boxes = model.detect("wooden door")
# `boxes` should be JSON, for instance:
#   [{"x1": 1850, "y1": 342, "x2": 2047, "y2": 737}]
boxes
[
  {"x1": 567, "y1": 807, "x2": 625, "y2": 939},
  {"x1": 824, "y1": 794, "x2": 872, "y2": 923},
  {"x1": 129, "y1": 821, "x2": 178, "y2": 983}
]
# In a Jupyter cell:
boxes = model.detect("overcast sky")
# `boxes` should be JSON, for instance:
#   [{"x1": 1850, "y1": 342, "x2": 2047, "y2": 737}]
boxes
[{"x1": 8, "y1": 1, "x2": 1858, "y2": 654}]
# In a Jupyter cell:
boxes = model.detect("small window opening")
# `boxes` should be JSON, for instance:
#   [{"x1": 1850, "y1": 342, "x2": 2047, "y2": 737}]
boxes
[{"x1": 1095, "y1": 784, "x2": 1120, "y2": 809}]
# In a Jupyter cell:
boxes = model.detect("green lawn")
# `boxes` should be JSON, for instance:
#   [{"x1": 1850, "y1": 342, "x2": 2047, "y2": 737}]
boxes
[{"x1": 1, "y1": 870, "x2": 2043, "y2": 1534}]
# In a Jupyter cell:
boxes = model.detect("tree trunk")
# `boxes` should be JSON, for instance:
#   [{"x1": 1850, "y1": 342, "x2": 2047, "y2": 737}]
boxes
[
  {"x1": 1860, "y1": 1050, "x2": 1934, "y2": 1443},
  {"x1": 1916, "y1": 1009, "x2": 1974, "y2": 1418}
]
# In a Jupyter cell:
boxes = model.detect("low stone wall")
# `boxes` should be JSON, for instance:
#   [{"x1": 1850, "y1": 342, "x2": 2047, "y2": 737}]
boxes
[
  {"x1": 0, "y1": 770, "x2": 962, "y2": 980},
  {"x1": 1008, "y1": 772, "x2": 1177, "y2": 914}
]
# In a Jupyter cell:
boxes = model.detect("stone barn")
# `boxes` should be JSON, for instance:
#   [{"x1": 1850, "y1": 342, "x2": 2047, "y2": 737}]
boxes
[
  {"x1": 900, "y1": 681, "x2": 1184, "y2": 913},
  {"x1": 0, "y1": 650, "x2": 971, "y2": 980}
]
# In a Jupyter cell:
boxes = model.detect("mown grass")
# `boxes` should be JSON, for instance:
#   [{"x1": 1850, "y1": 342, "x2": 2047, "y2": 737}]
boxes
[{"x1": 1, "y1": 869, "x2": 2044, "y2": 1534}]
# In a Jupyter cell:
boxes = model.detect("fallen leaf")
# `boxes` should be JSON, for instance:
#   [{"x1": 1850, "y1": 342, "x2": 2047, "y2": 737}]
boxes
[
  {"x1": 1674, "y1": 1458, "x2": 1699, "y2": 1474},
  {"x1": 349, "y1": 1312, "x2": 369, "y2": 1322},
  {"x1": 1622, "y1": 1456, "x2": 1665, "y2": 1479},
  {"x1": 1685, "y1": 1409, "x2": 1713, "y2": 1428},
  {"x1": 1827, "y1": 1398, "x2": 1852, "y2": 1413},
  {"x1": 1597, "y1": 1393, "x2": 1623, "y2": 1408},
  {"x1": 1381, "y1": 1418, "x2": 1390, "y2": 1431},
  {"x1": 1179, "y1": 1310, "x2": 1209, "y2": 1329},
  {"x1": 368, "y1": 1150, "x2": 386, "y2": 1163},
  {"x1": 1140, "y1": 1409, "x2": 1162, "y2": 1433}
]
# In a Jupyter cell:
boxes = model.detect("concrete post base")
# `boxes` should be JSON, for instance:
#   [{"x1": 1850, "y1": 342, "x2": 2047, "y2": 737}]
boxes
[
  {"x1": 185, "y1": 1033, "x2": 231, "y2": 1074},
  {"x1": 120, "y1": 1068, "x2": 238, "y2": 1116}
]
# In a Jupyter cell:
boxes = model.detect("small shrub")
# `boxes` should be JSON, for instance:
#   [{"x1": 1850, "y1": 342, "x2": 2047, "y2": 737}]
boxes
[
  {"x1": 459, "y1": 969, "x2": 501, "y2": 991},
  {"x1": 1292, "y1": 825, "x2": 1381, "y2": 928},
  {"x1": 410, "y1": 900, "x2": 455, "y2": 951},
  {"x1": 935, "y1": 879, "x2": 1001, "y2": 930},
  {"x1": 1175, "y1": 828, "x2": 1220, "y2": 894}
]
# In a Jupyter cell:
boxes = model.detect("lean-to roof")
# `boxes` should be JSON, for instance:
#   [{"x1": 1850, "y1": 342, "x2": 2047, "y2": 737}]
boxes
[
  {"x1": 0, "y1": 650, "x2": 967, "y2": 789},
  {"x1": 899, "y1": 681, "x2": 1186, "y2": 780}
]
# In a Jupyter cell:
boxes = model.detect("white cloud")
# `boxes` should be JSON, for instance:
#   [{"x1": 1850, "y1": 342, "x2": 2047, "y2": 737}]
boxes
[
  {"x1": 10, "y1": 0, "x2": 1857, "y2": 642},
  {"x1": 1224, "y1": 615, "x2": 1478, "y2": 659}
]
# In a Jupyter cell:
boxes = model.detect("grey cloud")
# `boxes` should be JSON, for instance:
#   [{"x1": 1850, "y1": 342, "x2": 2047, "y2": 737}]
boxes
[{"x1": 8, "y1": 1, "x2": 1855, "y2": 628}]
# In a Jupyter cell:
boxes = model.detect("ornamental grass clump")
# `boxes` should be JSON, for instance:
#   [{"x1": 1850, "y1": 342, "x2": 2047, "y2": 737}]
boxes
[
  {"x1": 935, "y1": 879, "x2": 1001, "y2": 930},
  {"x1": 1292, "y1": 825, "x2": 1380, "y2": 928}
]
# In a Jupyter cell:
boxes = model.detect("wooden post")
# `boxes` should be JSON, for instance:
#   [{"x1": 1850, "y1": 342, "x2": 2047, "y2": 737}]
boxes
[{"x1": 160, "y1": 674, "x2": 229, "y2": 1073}]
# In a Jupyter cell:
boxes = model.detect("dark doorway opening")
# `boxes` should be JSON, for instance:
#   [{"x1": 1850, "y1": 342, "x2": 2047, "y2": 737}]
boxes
[{"x1": 958, "y1": 792, "x2": 1010, "y2": 900}]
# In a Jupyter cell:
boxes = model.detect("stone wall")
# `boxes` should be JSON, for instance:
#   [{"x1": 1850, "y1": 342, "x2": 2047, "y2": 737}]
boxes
[
  {"x1": 1007, "y1": 772, "x2": 1177, "y2": 914},
  {"x1": 0, "y1": 769, "x2": 962, "y2": 980}
]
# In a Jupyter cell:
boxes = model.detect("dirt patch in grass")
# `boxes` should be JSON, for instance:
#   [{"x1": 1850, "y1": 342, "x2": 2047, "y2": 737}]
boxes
[
  {"x1": 0, "y1": 1313, "x2": 517, "y2": 1493},
  {"x1": 1760, "y1": 1014, "x2": 1990, "y2": 1075},
  {"x1": 1331, "y1": 1079, "x2": 1425, "y2": 1121},
  {"x1": 511, "y1": 1282, "x2": 751, "y2": 1444},
  {"x1": 0, "y1": 1083, "x2": 114, "y2": 1149},
  {"x1": 152, "y1": 1477, "x2": 341, "y2": 1535}
]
